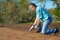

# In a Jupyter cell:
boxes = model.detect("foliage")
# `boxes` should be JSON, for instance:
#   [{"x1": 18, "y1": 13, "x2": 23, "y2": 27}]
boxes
[{"x1": 0, "y1": 0, "x2": 60, "y2": 24}]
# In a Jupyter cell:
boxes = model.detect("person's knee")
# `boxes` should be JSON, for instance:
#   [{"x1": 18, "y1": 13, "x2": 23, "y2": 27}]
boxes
[{"x1": 41, "y1": 30, "x2": 46, "y2": 34}]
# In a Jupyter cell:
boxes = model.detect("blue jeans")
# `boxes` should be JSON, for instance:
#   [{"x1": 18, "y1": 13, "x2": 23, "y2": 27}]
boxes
[{"x1": 38, "y1": 17, "x2": 56, "y2": 34}]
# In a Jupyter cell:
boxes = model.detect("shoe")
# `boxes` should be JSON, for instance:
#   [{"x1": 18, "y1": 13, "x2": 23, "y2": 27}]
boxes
[
  {"x1": 54, "y1": 28, "x2": 59, "y2": 34},
  {"x1": 51, "y1": 28, "x2": 59, "y2": 34},
  {"x1": 36, "y1": 30, "x2": 41, "y2": 33}
]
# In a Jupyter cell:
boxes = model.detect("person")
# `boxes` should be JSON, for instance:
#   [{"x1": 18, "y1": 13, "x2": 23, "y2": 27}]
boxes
[{"x1": 29, "y1": 3, "x2": 58, "y2": 34}]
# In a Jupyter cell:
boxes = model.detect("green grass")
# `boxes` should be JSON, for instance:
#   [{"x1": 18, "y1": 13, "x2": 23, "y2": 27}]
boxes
[{"x1": 53, "y1": 21, "x2": 60, "y2": 22}]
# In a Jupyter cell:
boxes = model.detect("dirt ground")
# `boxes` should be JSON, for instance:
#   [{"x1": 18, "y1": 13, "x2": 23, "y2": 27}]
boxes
[{"x1": 0, "y1": 22, "x2": 60, "y2": 40}]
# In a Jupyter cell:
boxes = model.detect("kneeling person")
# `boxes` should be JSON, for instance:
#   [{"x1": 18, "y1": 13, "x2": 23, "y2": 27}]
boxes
[{"x1": 29, "y1": 3, "x2": 58, "y2": 34}]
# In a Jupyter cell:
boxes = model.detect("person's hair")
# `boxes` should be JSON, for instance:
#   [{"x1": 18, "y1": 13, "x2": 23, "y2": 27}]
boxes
[{"x1": 29, "y1": 3, "x2": 37, "y2": 7}]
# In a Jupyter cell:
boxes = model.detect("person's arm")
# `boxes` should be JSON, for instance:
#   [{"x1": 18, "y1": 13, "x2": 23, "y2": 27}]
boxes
[
  {"x1": 29, "y1": 18, "x2": 40, "y2": 32},
  {"x1": 29, "y1": 7, "x2": 42, "y2": 31},
  {"x1": 33, "y1": 18, "x2": 40, "y2": 29},
  {"x1": 34, "y1": 7, "x2": 42, "y2": 28}
]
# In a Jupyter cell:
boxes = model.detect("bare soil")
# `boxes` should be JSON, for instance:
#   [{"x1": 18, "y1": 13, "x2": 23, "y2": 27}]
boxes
[{"x1": 0, "y1": 22, "x2": 60, "y2": 40}]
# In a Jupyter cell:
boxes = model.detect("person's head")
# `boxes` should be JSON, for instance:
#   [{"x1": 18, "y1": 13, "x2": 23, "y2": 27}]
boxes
[{"x1": 29, "y1": 3, "x2": 37, "y2": 11}]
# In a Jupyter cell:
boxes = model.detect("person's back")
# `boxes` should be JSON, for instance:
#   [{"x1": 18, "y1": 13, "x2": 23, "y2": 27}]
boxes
[{"x1": 36, "y1": 7, "x2": 52, "y2": 22}]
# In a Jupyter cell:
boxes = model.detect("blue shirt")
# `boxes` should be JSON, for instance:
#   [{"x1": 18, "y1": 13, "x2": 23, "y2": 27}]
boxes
[{"x1": 36, "y1": 7, "x2": 52, "y2": 22}]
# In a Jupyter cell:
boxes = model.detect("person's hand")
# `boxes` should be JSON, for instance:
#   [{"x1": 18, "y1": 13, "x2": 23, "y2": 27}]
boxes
[{"x1": 34, "y1": 25, "x2": 38, "y2": 29}]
